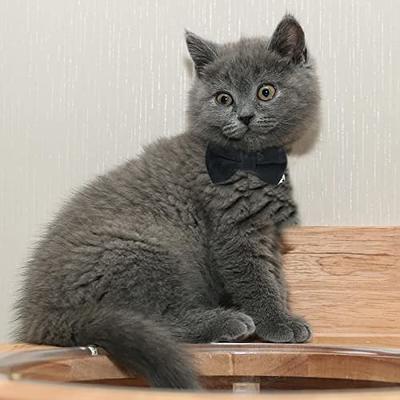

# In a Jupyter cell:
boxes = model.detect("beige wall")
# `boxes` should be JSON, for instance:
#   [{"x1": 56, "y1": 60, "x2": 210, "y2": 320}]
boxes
[{"x1": 0, "y1": 0, "x2": 399, "y2": 340}]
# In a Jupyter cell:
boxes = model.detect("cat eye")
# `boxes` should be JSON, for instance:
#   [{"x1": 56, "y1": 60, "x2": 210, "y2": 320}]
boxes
[
  {"x1": 215, "y1": 92, "x2": 233, "y2": 106},
  {"x1": 257, "y1": 84, "x2": 276, "y2": 101}
]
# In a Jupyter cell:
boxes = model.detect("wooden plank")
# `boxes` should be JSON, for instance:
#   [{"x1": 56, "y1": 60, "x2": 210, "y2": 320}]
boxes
[
  {"x1": 284, "y1": 227, "x2": 400, "y2": 256},
  {"x1": 283, "y1": 227, "x2": 400, "y2": 335}
]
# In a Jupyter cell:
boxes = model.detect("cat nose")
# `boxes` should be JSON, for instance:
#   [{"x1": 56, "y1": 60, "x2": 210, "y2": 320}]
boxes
[{"x1": 238, "y1": 114, "x2": 254, "y2": 126}]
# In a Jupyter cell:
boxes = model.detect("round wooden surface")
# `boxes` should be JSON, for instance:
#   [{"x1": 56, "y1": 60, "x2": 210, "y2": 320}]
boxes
[{"x1": 1, "y1": 341, "x2": 400, "y2": 399}]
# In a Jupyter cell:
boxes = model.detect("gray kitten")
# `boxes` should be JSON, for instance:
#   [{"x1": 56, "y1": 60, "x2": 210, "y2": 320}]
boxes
[{"x1": 15, "y1": 15, "x2": 320, "y2": 389}]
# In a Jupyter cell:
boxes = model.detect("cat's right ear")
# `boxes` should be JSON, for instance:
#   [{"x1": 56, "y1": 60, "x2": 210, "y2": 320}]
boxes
[
  {"x1": 268, "y1": 14, "x2": 307, "y2": 64},
  {"x1": 185, "y1": 30, "x2": 219, "y2": 77}
]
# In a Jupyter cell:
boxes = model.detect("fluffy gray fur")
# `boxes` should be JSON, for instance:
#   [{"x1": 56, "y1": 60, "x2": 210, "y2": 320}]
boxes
[{"x1": 15, "y1": 15, "x2": 320, "y2": 389}]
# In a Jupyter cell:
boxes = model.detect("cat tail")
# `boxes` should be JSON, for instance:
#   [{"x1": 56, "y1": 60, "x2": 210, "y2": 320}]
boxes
[{"x1": 74, "y1": 306, "x2": 200, "y2": 389}]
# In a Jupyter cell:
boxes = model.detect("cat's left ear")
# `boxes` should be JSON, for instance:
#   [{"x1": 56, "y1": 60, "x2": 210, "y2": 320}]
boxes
[
  {"x1": 185, "y1": 30, "x2": 219, "y2": 77},
  {"x1": 268, "y1": 15, "x2": 307, "y2": 64}
]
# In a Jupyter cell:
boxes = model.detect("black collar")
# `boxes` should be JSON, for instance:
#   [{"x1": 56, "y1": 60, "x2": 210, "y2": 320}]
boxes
[{"x1": 205, "y1": 143, "x2": 287, "y2": 185}]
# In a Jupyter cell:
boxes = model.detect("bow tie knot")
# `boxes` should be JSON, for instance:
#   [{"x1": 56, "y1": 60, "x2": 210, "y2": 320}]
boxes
[{"x1": 205, "y1": 143, "x2": 287, "y2": 185}]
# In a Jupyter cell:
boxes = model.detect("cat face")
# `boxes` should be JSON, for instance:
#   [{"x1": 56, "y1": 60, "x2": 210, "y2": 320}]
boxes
[{"x1": 186, "y1": 15, "x2": 320, "y2": 151}]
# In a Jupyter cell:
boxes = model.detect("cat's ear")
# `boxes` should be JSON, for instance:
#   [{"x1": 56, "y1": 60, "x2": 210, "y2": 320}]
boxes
[
  {"x1": 268, "y1": 15, "x2": 307, "y2": 64},
  {"x1": 185, "y1": 30, "x2": 219, "y2": 76}
]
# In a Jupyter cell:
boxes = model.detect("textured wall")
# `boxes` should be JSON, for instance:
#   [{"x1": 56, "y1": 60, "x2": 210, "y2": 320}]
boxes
[{"x1": 0, "y1": 0, "x2": 399, "y2": 340}]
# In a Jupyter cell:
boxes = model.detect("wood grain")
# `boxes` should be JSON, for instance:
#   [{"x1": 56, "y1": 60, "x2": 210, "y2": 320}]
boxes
[{"x1": 283, "y1": 227, "x2": 400, "y2": 336}]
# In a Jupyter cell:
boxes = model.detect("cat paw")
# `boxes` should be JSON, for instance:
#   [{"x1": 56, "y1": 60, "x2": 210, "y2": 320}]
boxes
[
  {"x1": 257, "y1": 314, "x2": 312, "y2": 343},
  {"x1": 214, "y1": 312, "x2": 256, "y2": 342}
]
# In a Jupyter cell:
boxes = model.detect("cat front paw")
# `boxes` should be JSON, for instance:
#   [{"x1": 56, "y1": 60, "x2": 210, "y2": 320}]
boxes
[
  {"x1": 214, "y1": 312, "x2": 256, "y2": 342},
  {"x1": 257, "y1": 314, "x2": 312, "y2": 343}
]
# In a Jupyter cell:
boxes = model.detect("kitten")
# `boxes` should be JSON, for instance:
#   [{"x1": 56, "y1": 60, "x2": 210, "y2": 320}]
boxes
[{"x1": 15, "y1": 15, "x2": 320, "y2": 389}]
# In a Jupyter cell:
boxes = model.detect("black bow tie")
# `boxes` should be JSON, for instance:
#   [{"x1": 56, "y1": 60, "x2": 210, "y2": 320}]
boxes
[{"x1": 205, "y1": 143, "x2": 287, "y2": 185}]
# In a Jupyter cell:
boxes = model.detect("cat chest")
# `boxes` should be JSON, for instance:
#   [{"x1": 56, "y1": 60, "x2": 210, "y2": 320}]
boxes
[{"x1": 207, "y1": 173, "x2": 297, "y2": 227}]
